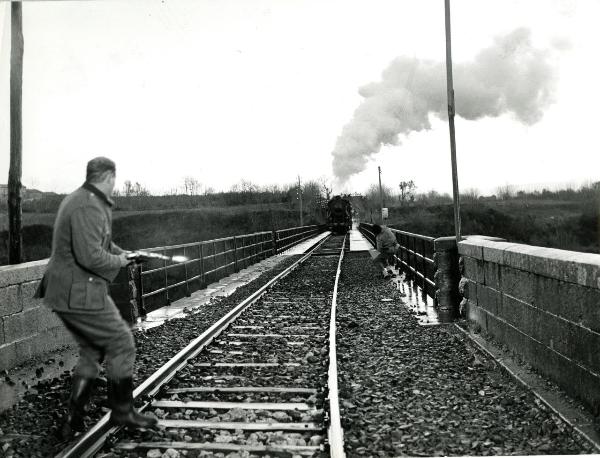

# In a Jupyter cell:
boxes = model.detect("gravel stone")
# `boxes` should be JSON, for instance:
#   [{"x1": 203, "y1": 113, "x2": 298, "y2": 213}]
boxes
[
  {"x1": 336, "y1": 253, "x2": 596, "y2": 456},
  {"x1": 0, "y1": 256, "x2": 300, "y2": 457}
]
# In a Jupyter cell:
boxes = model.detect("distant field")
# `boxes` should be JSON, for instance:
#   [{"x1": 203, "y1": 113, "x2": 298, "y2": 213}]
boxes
[
  {"x1": 0, "y1": 203, "x2": 286, "y2": 232},
  {"x1": 0, "y1": 204, "x2": 317, "y2": 265},
  {"x1": 0, "y1": 213, "x2": 57, "y2": 231},
  {"x1": 384, "y1": 198, "x2": 599, "y2": 254},
  {"x1": 2, "y1": 195, "x2": 598, "y2": 264}
]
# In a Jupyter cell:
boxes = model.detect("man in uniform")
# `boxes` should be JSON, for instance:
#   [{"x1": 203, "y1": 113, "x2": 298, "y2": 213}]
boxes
[
  {"x1": 36, "y1": 157, "x2": 157, "y2": 438},
  {"x1": 372, "y1": 224, "x2": 399, "y2": 279}
]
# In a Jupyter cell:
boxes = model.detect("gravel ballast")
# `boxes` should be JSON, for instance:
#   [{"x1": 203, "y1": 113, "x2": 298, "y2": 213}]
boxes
[
  {"x1": 336, "y1": 253, "x2": 595, "y2": 456},
  {"x1": 2, "y1": 248, "x2": 597, "y2": 457},
  {"x1": 0, "y1": 255, "x2": 301, "y2": 458}
]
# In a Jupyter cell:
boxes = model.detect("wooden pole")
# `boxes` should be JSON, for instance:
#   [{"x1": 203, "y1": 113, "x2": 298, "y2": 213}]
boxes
[
  {"x1": 8, "y1": 2, "x2": 24, "y2": 264},
  {"x1": 444, "y1": 0, "x2": 462, "y2": 243},
  {"x1": 378, "y1": 166, "x2": 384, "y2": 223},
  {"x1": 297, "y1": 176, "x2": 303, "y2": 226}
]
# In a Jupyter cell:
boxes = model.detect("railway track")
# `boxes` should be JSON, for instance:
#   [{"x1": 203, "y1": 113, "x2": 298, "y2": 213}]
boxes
[{"x1": 59, "y1": 234, "x2": 348, "y2": 458}]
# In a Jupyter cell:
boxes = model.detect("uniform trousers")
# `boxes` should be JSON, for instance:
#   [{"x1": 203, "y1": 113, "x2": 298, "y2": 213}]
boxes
[
  {"x1": 56, "y1": 297, "x2": 135, "y2": 380},
  {"x1": 373, "y1": 249, "x2": 397, "y2": 271}
]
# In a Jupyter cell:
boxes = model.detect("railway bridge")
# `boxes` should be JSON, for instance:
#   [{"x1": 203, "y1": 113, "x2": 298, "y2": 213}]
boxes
[{"x1": 0, "y1": 224, "x2": 599, "y2": 457}]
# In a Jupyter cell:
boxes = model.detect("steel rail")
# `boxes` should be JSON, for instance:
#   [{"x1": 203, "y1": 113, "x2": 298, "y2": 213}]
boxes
[
  {"x1": 57, "y1": 234, "x2": 333, "y2": 458},
  {"x1": 327, "y1": 234, "x2": 346, "y2": 457}
]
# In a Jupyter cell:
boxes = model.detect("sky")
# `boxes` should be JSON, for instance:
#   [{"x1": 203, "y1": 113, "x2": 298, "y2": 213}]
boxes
[{"x1": 0, "y1": 0, "x2": 599, "y2": 197}]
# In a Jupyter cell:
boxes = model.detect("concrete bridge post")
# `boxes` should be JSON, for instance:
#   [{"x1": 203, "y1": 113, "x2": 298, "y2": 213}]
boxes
[
  {"x1": 130, "y1": 263, "x2": 145, "y2": 319},
  {"x1": 433, "y1": 236, "x2": 460, "y2": 314}
]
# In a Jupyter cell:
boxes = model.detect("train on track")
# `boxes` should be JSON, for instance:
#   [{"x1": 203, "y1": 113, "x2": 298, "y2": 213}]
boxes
[{"x1": 327, "y1": 195, "x2": 352, "y2": 234}]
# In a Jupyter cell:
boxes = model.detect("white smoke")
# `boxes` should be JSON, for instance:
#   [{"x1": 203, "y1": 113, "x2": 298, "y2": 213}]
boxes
[{"x1": 332, "y1": 28, "x2": 559, "y2": 182}]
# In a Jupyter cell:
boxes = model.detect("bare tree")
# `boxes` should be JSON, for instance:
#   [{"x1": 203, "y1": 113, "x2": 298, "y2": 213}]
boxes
[
  {"x1": 496, "y1": 184, "x2": 515, "y2": 200},
  {"x1": 183, "y1": 176, "x2": 201, "y2": 195},
  {"x1": 398, "y1": 180, "x2": 416, "y2": 205},
  {"x1": 461, "y1": 187, "x2": 480, "y2": 202},
  {"x1": 318, "y1": 176, "x2": 333, "y2": 201},
  {"x1": 240, "y1": 179, "x2": 258, "y2": 194},
  {"x1": 365, "y1": 183, "x2": 394, "y2": 213},
  {"x1": 133, "y1": 182, "x2": 150, "y2": 196},
  {"x1": 123, "y1": 180, "x2": 134, "y2": 196},
  {"x1": 122, "y1": 180, "x2": 150, "y2": 196},
  {"x1": 302, "y1": 180, "x2": 325, "y2": 213}
]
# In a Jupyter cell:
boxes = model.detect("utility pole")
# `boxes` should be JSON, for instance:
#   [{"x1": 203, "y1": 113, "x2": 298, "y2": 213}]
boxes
[
  {"x1": 9, "y1": 2, "x2": 24, "y2": 264},
  {"x1": 378, "y1": 166, "x2": 384, "y2": 223},
  {"x1": 297, "y1": 176, "x2": 303, "y2": 226},
  {"x1": 444, "y1": 0, "x2": 462, "y2": 243}
]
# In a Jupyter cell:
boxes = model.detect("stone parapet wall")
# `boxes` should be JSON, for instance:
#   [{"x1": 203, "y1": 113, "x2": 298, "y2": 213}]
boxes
[
  {"x1": 458, "y1": 238, "x2": 600, "y2": 416},
  {"x1": 0, "y1": 260, "x2": 75, "y2": 371}
]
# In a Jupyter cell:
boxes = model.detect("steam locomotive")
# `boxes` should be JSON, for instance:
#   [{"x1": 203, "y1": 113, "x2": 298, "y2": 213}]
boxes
[{"x1": 327, "y1": 195, "x2": 352, "y2": 234}]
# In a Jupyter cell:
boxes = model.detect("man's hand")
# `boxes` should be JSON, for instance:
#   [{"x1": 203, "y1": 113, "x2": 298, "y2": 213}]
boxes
[{"x1": 118, "y1": 252, "x2": 130, "y2": 267}]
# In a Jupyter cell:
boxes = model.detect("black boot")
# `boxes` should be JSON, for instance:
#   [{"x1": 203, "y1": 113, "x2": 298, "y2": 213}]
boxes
[
  {"x1": 60, "y1": 375, "x2": 94, "y2": 439},
  {"x1": 108, "y1": 377, "x2": 157, "y2": 428}
]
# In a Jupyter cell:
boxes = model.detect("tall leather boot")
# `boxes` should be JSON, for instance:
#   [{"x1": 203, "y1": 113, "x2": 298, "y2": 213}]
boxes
[
  {"x1": 108, "y1": 377, "x2": 157, "y2": 428},
  {"x1": 60, "y1": 375, "x2": 94, "y2": 439}
]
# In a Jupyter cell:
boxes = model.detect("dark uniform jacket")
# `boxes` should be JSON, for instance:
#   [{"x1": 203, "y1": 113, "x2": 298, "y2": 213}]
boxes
[
  {"x1": 376, "y1": 226, "x2": 399, "y2": 254},
  {"x1": 38, "y1": 183, "x2": 123, "y2": 314}
]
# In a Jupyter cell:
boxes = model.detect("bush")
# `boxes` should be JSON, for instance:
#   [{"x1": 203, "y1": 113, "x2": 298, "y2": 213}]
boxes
[{"x1": 387, "y1": 200, "x2": 599, "y2": 254}]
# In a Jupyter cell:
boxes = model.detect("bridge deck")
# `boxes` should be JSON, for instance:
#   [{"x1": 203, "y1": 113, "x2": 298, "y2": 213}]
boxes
[
  {"x1": 2, "y1": 234, "x2": 599, "y2": 455},
  {"x1": 278, "y1": 230, "x2": 330, "y2": 255},
  {"x1": 135, "y1": 231, "x2": 330, "y2": 330},
  {"x1": 349, "y1": 228, "x2": 372, "y2": 251}
]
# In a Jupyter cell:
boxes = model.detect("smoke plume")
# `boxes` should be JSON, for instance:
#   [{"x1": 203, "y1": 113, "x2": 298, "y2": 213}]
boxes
[{"x1": 332, "y1": 28, "x2": 558, "y2": 182}]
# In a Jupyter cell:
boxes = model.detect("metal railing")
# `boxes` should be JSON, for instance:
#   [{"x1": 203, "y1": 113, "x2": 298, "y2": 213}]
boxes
[
  {"x1": 125, "y1": 225, "x2": 323, "y2": 317},
  {"x1": 275, "y1": 225, "x2": 321, "y2": 253},
  {"x1": 359, "y1": 222, "x2": 436, "y2": 299}
]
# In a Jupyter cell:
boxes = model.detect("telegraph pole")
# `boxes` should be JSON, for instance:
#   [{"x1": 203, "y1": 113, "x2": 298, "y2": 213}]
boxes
[
  {"x1": 8, "y1": 2, "x2": 24, "y2": 264},
  {"x1": 444, "y1": 0, "x2": 462, "y2": 243},
  {"x1": 378, "y1": 166, "x2": 384, "y2": 223},
  {"x1": 297, "y1": 176, "x2": 303, "y2": 226}
]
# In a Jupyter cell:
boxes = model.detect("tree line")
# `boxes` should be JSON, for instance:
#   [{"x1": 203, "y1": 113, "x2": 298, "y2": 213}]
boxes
[{"x1": 4, "y1": 177, "x2": 335, "y2": 217}]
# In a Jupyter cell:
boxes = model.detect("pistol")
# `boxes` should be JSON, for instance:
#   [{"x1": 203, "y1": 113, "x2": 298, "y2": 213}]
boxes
[{"x1": 126, "y1": 251, "x2": 188, "y2": 264}]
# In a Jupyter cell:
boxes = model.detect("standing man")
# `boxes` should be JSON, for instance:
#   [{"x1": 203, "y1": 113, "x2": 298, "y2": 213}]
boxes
[
  {"x1": 36, "y1": 157, "x2": 157, "y2": 438},
  {"x1": 372, "y1": 224, "x2": 399, "y2": 279}
]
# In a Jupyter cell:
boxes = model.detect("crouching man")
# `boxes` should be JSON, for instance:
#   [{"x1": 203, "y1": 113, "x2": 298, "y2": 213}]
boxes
[
  {"x1": 372, "y1": 224, "x2": 399, "y2": 279},
  {"x1": 35, "y1": 157, "x2": 157, "y2": 439}
]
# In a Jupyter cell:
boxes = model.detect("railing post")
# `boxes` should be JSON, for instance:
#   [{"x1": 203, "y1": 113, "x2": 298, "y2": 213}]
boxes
[
  {"x1": 127, "y1": 262, "x2": 145, "y2": 321},
  {"x1": 433, "y1": 236, "x2": 459, "y2": 315},
  {"x1": 163, "y1": 248, "x2": 170, "y2": 305},
  {"x1": 272, "y1": 230, "x2": 278, "y2": 255},
  {"x1": 406, "y1": 236, "x2": 412, "y2": 282},
  {"x1": 199, "y1": 243, "x2": 205, "y2": 287},
  {"x1": 421, "y1": 238, "x2": 427, "y2": 292},
  {"x1": 400, "y1": 234, "x2": 406, "y2": 269},
  {"x1": 183, "y1": 246, "x2": 191, "y2": 297},
  {"x1": 393, "y1": 232, "x2": 400, "y2": 269},
  {"x1": 241, "y1": 236, "x2": 246, "y2": 269},
  {"x1": 137, "y1": 264, "x2": 148, "y2": 319},
  {"x1": 233, "y1": 236, "x2": 238, "y2": 272},
  {"x1": 213, "y1": 241, "x2": 217, "y2": 280}
]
